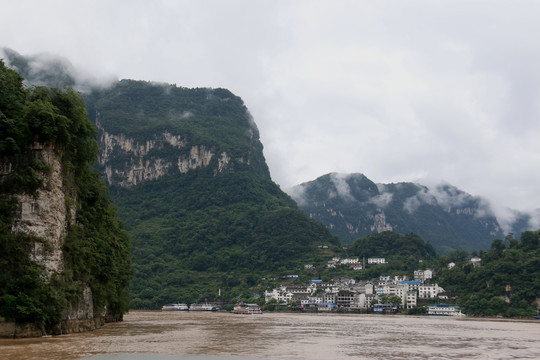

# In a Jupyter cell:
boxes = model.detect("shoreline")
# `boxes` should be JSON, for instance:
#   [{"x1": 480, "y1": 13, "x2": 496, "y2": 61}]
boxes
[{"x1": 127, "y1": 308, "x2": 540, "y2": 323}]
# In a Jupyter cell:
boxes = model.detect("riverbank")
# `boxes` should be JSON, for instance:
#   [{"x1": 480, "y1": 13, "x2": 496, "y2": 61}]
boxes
[{"x1": 0, "y1": 314, "x2": 123, "y2": 338}]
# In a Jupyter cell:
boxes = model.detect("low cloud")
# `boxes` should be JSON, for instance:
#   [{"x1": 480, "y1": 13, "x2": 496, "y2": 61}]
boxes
[
  {"x1": 403, "y1": 195, "x2": 422, "y2": 214},
  {"x1": 1, "y1": 48, "x2": 116, "y2": 92},
  {"x1": 368, "y1": 192, "x2": 393, "y2": 208},
  {"x1": 286, "y1": 183, "x2": 308, "y2": 207},
  {"x1": 329, "y1": 173, "x2": 354, "y2": 202},
  {"x1": 401, "y1": 181, "x2": 497, "y2": 220}
]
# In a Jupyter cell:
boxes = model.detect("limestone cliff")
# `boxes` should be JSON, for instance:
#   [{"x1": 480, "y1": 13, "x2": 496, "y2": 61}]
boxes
[
  {"x1": 95, "y1": 114, "x2": 240, "y2": 187},
  {"x1": 0, "y1": 143, "x2": 108, "y2": 337},
  {"x1": 9, "y1": 142, "x2": 69, "y2": 276}
]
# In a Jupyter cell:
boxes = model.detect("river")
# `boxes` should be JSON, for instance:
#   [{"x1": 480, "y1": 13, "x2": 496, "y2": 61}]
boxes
[{"x1": 1, "y1": 311, "x2": 539, "y2": 360}]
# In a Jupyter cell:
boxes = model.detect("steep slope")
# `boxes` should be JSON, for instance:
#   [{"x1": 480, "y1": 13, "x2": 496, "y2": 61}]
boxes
[
  {"x1": 289, "y1": 173, "x2": 504, "y2": 253},
  {"x1": 0, "y1": 61, "x2": 131, "y2": 337},
  {"x1": 84, "y1": 81, "x2": 340, "y2": 308}
]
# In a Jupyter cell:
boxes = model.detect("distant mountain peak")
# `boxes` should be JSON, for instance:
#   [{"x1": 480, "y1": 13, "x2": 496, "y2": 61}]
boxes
[{"x1": 288, "y1": 172, "x2": 508, "y2": 252}]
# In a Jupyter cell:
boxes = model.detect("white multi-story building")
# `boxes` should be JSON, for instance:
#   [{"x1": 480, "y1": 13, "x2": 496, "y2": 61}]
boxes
[
  {"x1": 324, "y1": 292, "x2": 337, "y2": 304},
  {"x1": 414, "y1": 269, "x2": 433, "y2": 282},
  {"x1": 405, "y1": 290, "x2": 418, "y2": 309},
  {"x1": 368, "y1": 258, "x2": 386, "y2": 264},
  {"x1": 418, "y1": 283, "x2": 445, "y2": 299}
]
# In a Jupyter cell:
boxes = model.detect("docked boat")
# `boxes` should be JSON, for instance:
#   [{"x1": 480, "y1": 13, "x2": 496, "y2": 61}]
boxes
[
  {"x1": 427, "y1": 303, "x2": 464, "y2": 316},
  {"x1": 231, "y1": 303, "x2": 263, "y2": 315},
  {"x1": 189, "y1": 303, "x2": 219, "y2": 311},
  {"x1": 161, "y1": 303, "x2": 189, "y2": 311}
]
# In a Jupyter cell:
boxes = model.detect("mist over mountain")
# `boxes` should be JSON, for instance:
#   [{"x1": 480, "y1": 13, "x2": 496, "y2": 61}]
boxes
[
  {"x1": 288, "y1": 173, "x2": 535, "y2": 253},
  {"x1": 1, "y1": 48, "x2": 116, "y2": 91}
]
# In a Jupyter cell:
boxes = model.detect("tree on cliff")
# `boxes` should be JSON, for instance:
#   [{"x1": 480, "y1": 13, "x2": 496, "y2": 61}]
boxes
[{"x1": 0, "y1": 60, "x2": 131, "y2": 333}]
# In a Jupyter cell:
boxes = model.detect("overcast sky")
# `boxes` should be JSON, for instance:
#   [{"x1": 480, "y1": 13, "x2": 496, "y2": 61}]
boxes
[{"x1": 1, "y1": 0, "x2": 539, "y2": 223}]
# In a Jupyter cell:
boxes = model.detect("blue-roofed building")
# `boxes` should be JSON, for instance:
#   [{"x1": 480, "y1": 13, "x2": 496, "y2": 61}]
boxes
[{"x1": 400, "y1": 280, "x2": 421, "y2": 291}]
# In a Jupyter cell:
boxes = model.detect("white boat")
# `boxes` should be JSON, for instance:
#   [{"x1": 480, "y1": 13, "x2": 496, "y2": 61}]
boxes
[
  {"x1": 231, "y1": 303, "x2": 263, "y2": 315},
  {"x1": 161, "y1": 303, "x2": 189, "y2": 311},
  {"x1": 427, "y1": 303, "x2": 464, "y2": 316},
  {"x1": 189, "y1": 303, "x2": 219, "y2": 311}
]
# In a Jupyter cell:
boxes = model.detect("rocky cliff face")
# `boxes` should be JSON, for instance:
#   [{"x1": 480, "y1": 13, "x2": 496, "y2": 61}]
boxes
[
  {"x1": 9, "y1": 142, "x2": 69, "y2": 276},
  {"x1": 0, "y1": 143, "x2": 109, "y2": 338},
  {"x1": 96, "y1": 116, "x2": 235, "y2": 187}
]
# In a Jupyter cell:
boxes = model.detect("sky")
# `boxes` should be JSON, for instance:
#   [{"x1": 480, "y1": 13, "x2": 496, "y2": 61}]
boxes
[{"x1": 1, "y1": 0, "x2": 540, "y2": 225}]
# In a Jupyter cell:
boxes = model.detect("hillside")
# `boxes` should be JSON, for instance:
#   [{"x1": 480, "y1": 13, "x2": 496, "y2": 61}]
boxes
[
  {"x1": 83, "y1": 80, "x2": 341, "y2": 308},
  {"x1": 435, "y1": 230, "x2": 540, "y2": 316},
  {"x1": 288, "y1": 173, "x2": 506, "y2": 253},
  {"x1": 0, "y1": 61, "x2": 131, "y2": 336}
]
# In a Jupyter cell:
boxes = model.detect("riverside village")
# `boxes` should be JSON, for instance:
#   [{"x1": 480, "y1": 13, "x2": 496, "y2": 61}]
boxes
[
  {"x1": 262, "y1": 257, "x2": 464, "y2": 316},
  {"x1": 166, "y1": 257, "x2": 472, "y2": 316}
]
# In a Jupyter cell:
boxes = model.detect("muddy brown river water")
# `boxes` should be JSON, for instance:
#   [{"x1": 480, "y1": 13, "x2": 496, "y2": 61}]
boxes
[{"x1": 1, "y1": 311, "x2": 539, "y2": 359}]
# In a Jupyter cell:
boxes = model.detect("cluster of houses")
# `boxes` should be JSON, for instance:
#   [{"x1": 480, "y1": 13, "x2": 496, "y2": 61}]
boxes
[
  {"x1": 322, "y1": 257, "x2": 387, "y2": 271},
  {"x1": 264, "y1": 269, "x2": 447, "y2": 312}
]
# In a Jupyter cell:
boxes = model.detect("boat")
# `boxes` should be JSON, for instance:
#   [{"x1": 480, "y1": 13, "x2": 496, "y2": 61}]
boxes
[
  {"x1": 161, "y1": 303, "x2": 189, "y2": 311},
  {"x1": 231, "y1": 303, "x2": 263, "y2": 315},
  {"x1": 427, "y1": 303, "x2": 464, "y2": 316},
  {"x1": 189, "y1": 303, "x2": 219, "y2": 311}
]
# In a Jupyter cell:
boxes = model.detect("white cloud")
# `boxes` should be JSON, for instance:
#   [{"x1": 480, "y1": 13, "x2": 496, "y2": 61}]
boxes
[
  {"x1": 368, "y1": 192, "x2": 393, "y2": 209},
  {"x1": 329, "y1": 173, "x2": 354, "y2": 202}
]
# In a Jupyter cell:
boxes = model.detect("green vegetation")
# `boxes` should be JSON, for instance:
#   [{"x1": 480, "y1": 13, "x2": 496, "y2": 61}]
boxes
[
  {"x1": 113, "y1": 159, "x2": 341, "y2": 308},
  {"x1": 0, "y1": 61, "x2": 131, "y2": 330},
  {"x1": 349, "y1": 231, "x2": 438, "y2": 279},
  {"x1": 436, "y1": 231, "x2": 540, "y2": 317},
  {"x1": 85, "y1": 80, "x2": 340, "y2": 309}
]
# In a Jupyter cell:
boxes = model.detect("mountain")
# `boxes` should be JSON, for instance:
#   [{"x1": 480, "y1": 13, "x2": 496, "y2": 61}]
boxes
[
  {"x1": 84, "y1": 81, "x2": 340, "y2": 308},
  {"x1": 2, "y1": 48, "x2": 341, "y2": 309},
  {"x1": 288, "y1": 173, "x2": 506, "y2": 253},
  {"x1": 0, "y1": 61, "x2": 130, "y2": 337}
]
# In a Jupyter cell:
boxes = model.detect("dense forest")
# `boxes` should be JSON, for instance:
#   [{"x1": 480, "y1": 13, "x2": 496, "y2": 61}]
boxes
[
  {"x1": 0, "y1": 60, "x2": 131, "y2": 330},
  {"x1": 436, "y1": 230, "x2": 540, "y2": 316},
  {"x1": 348, "y1": 231, "x2": 438, "y2": 278}
]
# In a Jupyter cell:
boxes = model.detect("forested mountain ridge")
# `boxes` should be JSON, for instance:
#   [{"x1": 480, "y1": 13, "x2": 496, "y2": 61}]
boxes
[{"x1": 288, "y1": 173, "x2": 509, "y2": 253}]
